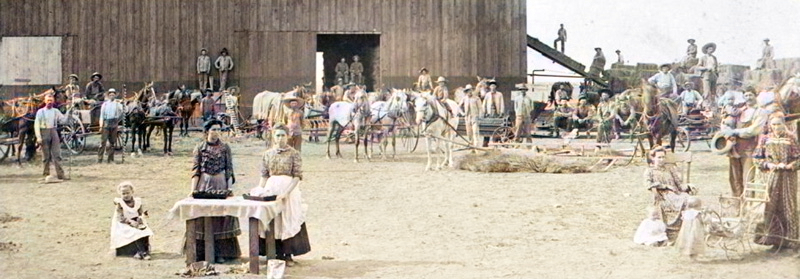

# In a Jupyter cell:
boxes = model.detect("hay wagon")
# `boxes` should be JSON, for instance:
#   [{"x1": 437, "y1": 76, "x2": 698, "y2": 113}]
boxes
[{"x1": 59, "y1": 104, "x2": 129, "y2": 155}]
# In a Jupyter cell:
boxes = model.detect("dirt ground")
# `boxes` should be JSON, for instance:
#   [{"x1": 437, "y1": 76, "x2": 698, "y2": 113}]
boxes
[{"x1": 1, "y1": 126, "x2": 799, "y2": 279}]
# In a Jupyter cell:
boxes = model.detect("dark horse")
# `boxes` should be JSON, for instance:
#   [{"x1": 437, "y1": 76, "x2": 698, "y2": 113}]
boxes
[
  {"x1": 170, "y1": 88, "x2": 200, "y2": 137},
  {"x1": 143, "y1": 96, "x2": 177, "y2": 155},
  {"x1": 618, "y1": 80, "x2": 680, "y2": 151},
  {"x1": 123, "y1": 82, "x2": 156, "y2": 154}
]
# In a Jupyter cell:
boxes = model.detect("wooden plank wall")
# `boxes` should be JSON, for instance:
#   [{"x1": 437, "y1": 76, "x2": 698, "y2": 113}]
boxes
[{"x1": 1, "y1": 0, "x2": 526, "y2": 112}]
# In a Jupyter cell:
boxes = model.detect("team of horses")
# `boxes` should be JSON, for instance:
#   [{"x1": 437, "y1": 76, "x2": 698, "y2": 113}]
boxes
[{"x1": 4, "y1": 74, "x2": 798, "y2": 170}]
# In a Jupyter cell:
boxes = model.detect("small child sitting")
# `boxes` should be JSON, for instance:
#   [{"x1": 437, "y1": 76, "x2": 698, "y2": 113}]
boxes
[
  {"x1": 110, "y1": 181, "x2": 154, "y2": 260},
  {"x1": 633, "y1": 207, "x2": 668, "y2": 246},
  {"x1": 676, "y1": 196, "x2": 705, "y2": 260}
]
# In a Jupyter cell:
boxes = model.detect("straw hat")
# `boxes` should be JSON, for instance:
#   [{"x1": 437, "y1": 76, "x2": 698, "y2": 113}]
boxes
[
  {"x1": 702, "y1": 43, "x2": 716, "y2": 54},
  {"x1": 711, "y1": 132, "x2": 734, "y2": 155},
  {"x1": 419, "y1": 67, "x2": 428, "y2": 73},
  {"x1": 282, "y1": 96, "x2": 305, "y2": 107},
  {"x1": 464, "y1": 84, "x2": 473, "y2": 91},
  {"x1": 107, "y1": 88, "x2": 117, "y2": 93},
  {"x1": 436, "y1": 76, "x2": 447, "y2": 83}
]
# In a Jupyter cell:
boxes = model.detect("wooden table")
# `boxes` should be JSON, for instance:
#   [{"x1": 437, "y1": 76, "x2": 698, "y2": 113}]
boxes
[{"x1": 168, "y1": 197, "x2": 284, "y2": 274}]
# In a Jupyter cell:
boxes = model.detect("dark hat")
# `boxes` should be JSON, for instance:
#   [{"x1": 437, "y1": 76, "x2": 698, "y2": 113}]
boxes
[
  {"x1": 660, "y1": 63, "x2": 672, "y2": 70},
  {"x1": 203, "y1": 119, "x2": 224, "y2": 132},
  {"x1": 764, "y1": 38, "x2": 770, "y2": 42},
  {"x1": 91, "y1": 72, "x2": 102, "y2": 79},
  {"x1": 204, "y1": 88, "x2": 213, "y2": 93},
  {"x1": 68, "y1": 74, "x2": 79, "y2": 80},
  {"x1": 487, "y1": 79, "x2": 497, "y2": 85},
  {"x1": 594, "y1": 47, "x2": 602, "y2": 51},
  {"x1": 702, "y1": 42, "x2": 716, "y2": 53},
  {"x1": 220, "y1": 48, "x2": 229, "y2": 55},
  {"x1": 200, "y1": 48, "x2": 207, "y2": 52},
  {"x1": 687, "y1": 39, "x2": 695, "y2": 43},
  {"x1": 615, "y1": 49, "x2": 621, "y2": 53}
]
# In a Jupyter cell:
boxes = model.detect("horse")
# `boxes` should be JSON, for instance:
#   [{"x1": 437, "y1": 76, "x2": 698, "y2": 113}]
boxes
[
  {"x1": 367, "y1": 89, "x2": 411, "y2": 159},
  {"x1": 122, "y1": 82, "x2": 155, "y2": 155},
  {"x1": 412, "y1": 92, "x2": 462, "y2": 171},
  {"x1": 618, "y1": 80, "x2": 680, "y2": 151},
  {"x1": 325, "y1": 97, "x2": 372, "y2": 162},
  {"x1": 142, "y1": 91, "x2": 176, "y2": 155},
  {"x1": 2, "y1": 88, "x2": 59, "y2": 164},
  {"x1": 169, "y1": 89, "x2": 201, "y2": 137}
]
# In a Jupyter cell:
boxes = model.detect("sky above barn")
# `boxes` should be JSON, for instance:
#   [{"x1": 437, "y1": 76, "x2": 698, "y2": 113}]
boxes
[{"x1": 526, "y1": 0, "x2": 800, "y2": 80}]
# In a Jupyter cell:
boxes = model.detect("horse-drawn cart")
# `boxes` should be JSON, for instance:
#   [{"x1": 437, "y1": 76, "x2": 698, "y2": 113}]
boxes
[{"x1": 60, "y1": 104, "x2": 128, "y2": 155}]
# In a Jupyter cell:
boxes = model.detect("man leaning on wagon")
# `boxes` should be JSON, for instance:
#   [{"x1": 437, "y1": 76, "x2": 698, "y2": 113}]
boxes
[
  {"x1": 35, "y1": 94, "x2": 68, "y2": 183},
  {"x1": 98, "y1": 89, "x2": 124, "y2": 164}
]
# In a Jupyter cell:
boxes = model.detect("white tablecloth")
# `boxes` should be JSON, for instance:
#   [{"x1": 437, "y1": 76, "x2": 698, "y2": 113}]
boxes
[{"x1": 168, "y1": 197, "x2": 283, "y2": 236}]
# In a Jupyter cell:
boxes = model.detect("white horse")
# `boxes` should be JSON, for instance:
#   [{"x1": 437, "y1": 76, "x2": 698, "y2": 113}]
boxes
[
  {"x1": 368, "y1": 89, "x2": 411, "y2": 159},
  {"x1": 412, "y1": 92, "x2": 462, "y2": 171},
  {"x1": 326, "y1": 94, "x2": 372, "y2": 162}
]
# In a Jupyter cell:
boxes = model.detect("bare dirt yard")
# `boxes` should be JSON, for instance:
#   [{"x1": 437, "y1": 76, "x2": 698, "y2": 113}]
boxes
[{"x1": 1, "y1": 130, "x2": 798, "y2": 279}]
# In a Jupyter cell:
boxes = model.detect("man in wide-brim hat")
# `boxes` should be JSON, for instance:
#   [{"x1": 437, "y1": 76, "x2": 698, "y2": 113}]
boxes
[
  {"x1": 697, "y1": 42, "x2": 719, "y2": 107},
  {"x1": 86, "y1": 72, "x2": 105, "y2": 102},
  {"x1": 64, "y1": 74, "x2": 82, "y2": 104},
  {"x1": 647, "y1": 63, "x2": 678, "y2": 98},
  {"x1": 701, "y1": 42, "x2": 716, "y2": 54},
  {"x1": 282, "y1": 95, "x2": 305, "y2": 151},
  {"x1": 433, "y1": 76, "x2": 449, "y2": 101},
  {"x1": 417, "y1": 67, "x2": 432, "y2": 91}
]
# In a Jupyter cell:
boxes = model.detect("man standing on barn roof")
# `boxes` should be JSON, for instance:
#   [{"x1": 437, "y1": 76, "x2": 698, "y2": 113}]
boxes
[
  {"x1": 589, "y1": 48, "x2": 606, "y2": 78},
  {"x1": 681, "y1": 39, "x2": 698, "y2": 68},
  {"x1": 695, "y1": 42, "x2": 719, "y2": 108},
  {"x1": 197, "y1": 48, "x2": 212, "y2": 91},
  {"x1": 85, "y1": 72, "x2": 105, "y2": 103},
  {"x1": 614, "y1": 50, "x2": 624, "y2": 65},
  {"x1": 647, "y1": 64, "x2": 678, "y2": 99},
  {"x1": 350, "y1": 55, "x2": 364, "y2": 85},
  {"x1": 335, "y1": 58, "x2": 350, "y2": 85},
  {"x1": 215, "y1": 48, "x2": 234, "y2": 91},
  {"x1": 757, "y1": 38, "x2": 775, "y2": 70},
  {"x1": 553, "y1": 23, "x2": 566, "y2": 53}
]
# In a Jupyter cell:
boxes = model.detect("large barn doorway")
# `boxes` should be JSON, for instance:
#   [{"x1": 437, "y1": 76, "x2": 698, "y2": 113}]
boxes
[{"x1": 317, "y1": 34, "x2": 380, "y2": 92}]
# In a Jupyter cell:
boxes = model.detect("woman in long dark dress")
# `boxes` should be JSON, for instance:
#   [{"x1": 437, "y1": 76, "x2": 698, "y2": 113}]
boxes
[
  {"x1": 257, "y1": 124, "x2": 310, "y2": 266},
  {"x1": 185, "y1": 120, "x2": 241, "y2": 263},
  {"x1": 752, "y1": 116, "x2": 799, "y2": 251}
]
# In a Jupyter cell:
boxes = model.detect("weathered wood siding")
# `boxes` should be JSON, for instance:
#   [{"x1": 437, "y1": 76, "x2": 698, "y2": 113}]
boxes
[{"x1": 1, "y1": 0, "x2": 526, "y2": 115}]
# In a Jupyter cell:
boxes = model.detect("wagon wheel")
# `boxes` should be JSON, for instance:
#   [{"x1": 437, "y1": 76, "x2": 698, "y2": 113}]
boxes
[
  {"x1": 61, "y1": 121, "x2": 86, "y2": 155},
  {"x1": 491, "y1": 126, "x2": 515, "y2": 144},
  {"x1": 0, "y1": 142, "x2": 10, "y2": 162},
  {"x1": 399, "y1": 125, "x2": 420, "y2": 153},
  {"x1": 675, "y1": 127, "x2": 691, "y2": 152}
]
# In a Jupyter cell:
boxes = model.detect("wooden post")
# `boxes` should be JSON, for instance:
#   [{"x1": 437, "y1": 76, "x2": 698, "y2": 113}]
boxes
[
  {"x1": 185, "y1": 219, "x2": 196, "y2": 264},
  {"x1": 204, "y1": 217, "x2": 215, "y2": 262},
  {"x1": 248, "y1": 218, "x2": 260, "y2": 274},
  {"x1": 265, "y1": 219, "x2": 276, "y2": 259}
]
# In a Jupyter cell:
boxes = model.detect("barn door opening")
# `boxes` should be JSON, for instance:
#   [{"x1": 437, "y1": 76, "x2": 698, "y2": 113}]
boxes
[{"x1": 317, "y1": 34, "x2": 380, "y2": 92}]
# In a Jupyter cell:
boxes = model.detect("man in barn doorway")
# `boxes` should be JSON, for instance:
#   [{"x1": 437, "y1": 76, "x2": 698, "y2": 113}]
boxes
[
  {"x1": 335, "y1": 58, "x2": 350, "y2": 84},
  {"x1": 215, "y1": 48, "x2": 234, "y2": 91},
  {"x1": 85, "y1": 72, "x2": 105, "y2": 103},
  {"x1": 197, "y1": 48, "x2": 212, "y2": 91},
  {"x1": 350, "y1": 55, "x2": 364, "y2": 85}
]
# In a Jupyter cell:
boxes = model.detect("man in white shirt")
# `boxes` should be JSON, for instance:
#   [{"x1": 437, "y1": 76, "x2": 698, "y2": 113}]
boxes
[
  {"x1": 647, "y1": 64, "x2": 678, "y2": 98},
  {"x1": 99, "y1": 89, "x2": 124, "y2": 163},
  {"x1": 678, "y1": 82, "x2": 703, "y2": 115},
  {"x1": 215, "y1": 48, "x2": 234, "y2": 91},
  {"x1": 34, "y1": 94, "x2": 67, "y2": 181},
  {"x1": 197, "y1": 48, "x2": 212, "y2": 91},
  {"x1": 696, "y1": 43, "x2": 718, "y2": 107}
]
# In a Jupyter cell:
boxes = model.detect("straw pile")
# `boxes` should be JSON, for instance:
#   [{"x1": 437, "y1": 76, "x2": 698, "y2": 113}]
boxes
[{"x1": 454, "y1": 149, "x2": 597, "y2": 173}]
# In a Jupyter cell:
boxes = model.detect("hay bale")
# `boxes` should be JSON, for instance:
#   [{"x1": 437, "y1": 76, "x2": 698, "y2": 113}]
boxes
[{"x1": 454, "y1": 149, "x2": 596, "y2": 173}]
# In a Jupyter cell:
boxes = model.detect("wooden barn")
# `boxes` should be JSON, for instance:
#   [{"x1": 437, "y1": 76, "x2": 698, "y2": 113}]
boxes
[{"x1": 0, "y1": 0, "x2": 527, "y2": 116}]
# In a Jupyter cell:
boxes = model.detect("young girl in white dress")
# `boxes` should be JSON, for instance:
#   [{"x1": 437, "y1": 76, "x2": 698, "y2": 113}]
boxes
[
  {"x1": 676, "y1": 196, "x2": 705, "y2": 259},
  {"x1": 110, "y1": 181, "x2": 154, "y2": 260}
]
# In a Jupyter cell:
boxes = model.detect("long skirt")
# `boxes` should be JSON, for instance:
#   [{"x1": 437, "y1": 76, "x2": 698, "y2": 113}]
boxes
[
  {"x1": 256, "y1": 175, "x2": 311, "y2": 258},
  {"x1": 754, "y1": 170, "x2": 798, "y2": 248},
  {"x1": 260, "y1": 223, "x2": 311, "y2": 258},
  {"x1": 184, "y1": 217, "x2": 242, "y2": 262}
]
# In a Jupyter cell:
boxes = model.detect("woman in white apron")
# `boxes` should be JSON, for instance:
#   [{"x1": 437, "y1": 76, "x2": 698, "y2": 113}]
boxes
[{"x1": 256, "y1": 124, "x2": 310, "y2": 267}]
